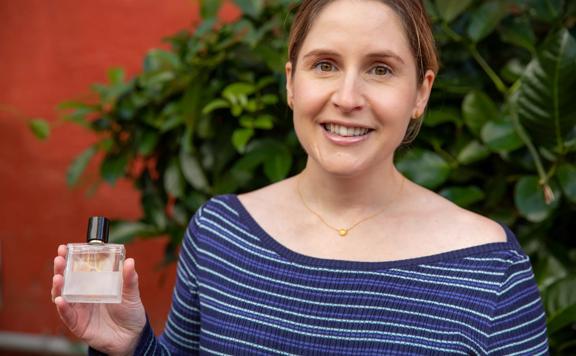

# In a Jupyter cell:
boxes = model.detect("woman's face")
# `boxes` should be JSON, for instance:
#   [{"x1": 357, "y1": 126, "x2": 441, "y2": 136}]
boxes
[{"x1": 286, "y1": 0, "x2": 434, "y2": 177}]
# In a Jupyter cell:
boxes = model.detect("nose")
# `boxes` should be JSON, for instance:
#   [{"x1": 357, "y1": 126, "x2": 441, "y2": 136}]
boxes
[{"x1": 331, "y1": 72, "x2": 365, "y2": 113}]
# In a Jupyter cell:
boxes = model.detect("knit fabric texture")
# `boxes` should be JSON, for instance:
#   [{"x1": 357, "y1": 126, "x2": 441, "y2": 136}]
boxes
[{"x1": 132, "y1": 194, "x2": 548, "y2": 355}]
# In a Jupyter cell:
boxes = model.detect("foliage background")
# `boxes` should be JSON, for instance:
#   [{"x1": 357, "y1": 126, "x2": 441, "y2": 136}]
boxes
[{"x1": 31, "y1": 0, "x2": 576, "y2": 353}]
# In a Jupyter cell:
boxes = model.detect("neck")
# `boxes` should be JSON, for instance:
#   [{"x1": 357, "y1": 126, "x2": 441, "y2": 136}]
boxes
[{"x1": 297, "y1": 159, "x2": 405, "y2": 219}]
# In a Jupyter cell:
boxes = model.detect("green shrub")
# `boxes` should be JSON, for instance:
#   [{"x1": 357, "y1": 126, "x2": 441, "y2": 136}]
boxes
[{"x1": 33, "y1": 0, "x2": 576, "y2": 352}]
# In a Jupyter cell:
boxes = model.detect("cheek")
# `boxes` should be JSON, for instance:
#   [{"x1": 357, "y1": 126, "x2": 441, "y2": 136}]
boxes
[
  {"x1": 292, "y1": 78, "x2": 330, "y2": 119},
  {"x1": 367, "y1": 85, "x2": 417, "y2": 122}
]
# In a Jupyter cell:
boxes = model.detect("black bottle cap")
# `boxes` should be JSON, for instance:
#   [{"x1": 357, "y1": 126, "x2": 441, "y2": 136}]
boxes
[{"x1": 87, "y1": 216, "x2": 110, "y2": 243}]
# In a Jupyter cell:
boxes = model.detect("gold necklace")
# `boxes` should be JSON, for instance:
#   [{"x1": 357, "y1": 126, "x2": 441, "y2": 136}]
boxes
[{"x1": 296, "y1": 175, "x2": 405, "y2": 237}]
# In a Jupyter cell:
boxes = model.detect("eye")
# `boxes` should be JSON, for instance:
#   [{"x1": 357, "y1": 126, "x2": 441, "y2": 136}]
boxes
[
  {"x1": 369, "y1": 65, "x2": 392, "y2": 76},
  {"x1": 313, "y1": 61, "x2": 336, "y2": 72}
]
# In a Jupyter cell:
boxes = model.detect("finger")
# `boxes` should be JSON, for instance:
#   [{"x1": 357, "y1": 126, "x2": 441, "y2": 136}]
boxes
[
  {"x1": 52, "y1": 274, "x2": 64, "y2": 302},
  {"x1": 57, "y1": 244, "x2": 67, "y2": 258},
  {"x1": 54, "y1": 296, "x2": 78, "y2": 331},
  {"x1": 122, "y1": 258, "x2": 141, "y2": 303},
  {"x1": 54, "y1": 256, "x2": 66, "y2": 276}
]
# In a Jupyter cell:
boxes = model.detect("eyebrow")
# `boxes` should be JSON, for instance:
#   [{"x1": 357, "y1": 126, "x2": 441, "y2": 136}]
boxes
[{"x1": 302, "y1": 49, "x2": 405, "y2": 65}]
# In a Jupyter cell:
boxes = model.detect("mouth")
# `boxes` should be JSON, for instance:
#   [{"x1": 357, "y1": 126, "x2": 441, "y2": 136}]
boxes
[{"x1": 321, "y1": 123, "x2": 373, "y2": 137}]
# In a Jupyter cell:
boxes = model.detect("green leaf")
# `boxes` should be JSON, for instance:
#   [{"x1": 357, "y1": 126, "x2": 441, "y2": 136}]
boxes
[
  {"x1": 143, "y1": 49, "x2": 181, "y2": 72},
  {"x1": 67, "y1": 145, "x2": 97, "y2": 186},
  {"x1": 164, "y1": 159, "x2": 185, "y2": 198},
  {"x1": 462, "y1": 91, "x2": 501, "y2": 137},
  {"x1": 501, "y1": 58, "x2": 526, "y2": 84},
  {"x1": 457, "y1": 140, "x2": 490, "y2": 164},
  {"x1": 200, "y1": 0, "x2": 221, "y2": 19},
  {"x1": 108, "y1": 67, "x2": 125, "y2": 85},
  {"x1": 466, "y1": 1, "x2": 507, "y2": 42},
  {"x1": 137, "y1": 131, "x2": 159, "y2": 156},
  {"x1": 435, "y1": 0, "x2": 473, "y2": 22},
  {"x1": 245, "y1": 100, "x2": 259, "y2": 112},
  {"x1": 58, "y1": 100, "x2": 97, "y2": 111},
  {"x1": 396, "y1": 149, "x2": 451, "y2": 189},
  {"x1": 481, "y1": 119, "x2": 524, "y2": 152},
  {"x1": 160, "y1": 114, "x2": 184, "y2": 132},
  {"x1": 180, "y1": 151, "x2": 209, "y2": 192},
  {"x1": 100, "y1": 152, "x2": 128, "y2": 185},
  {"x1": 548, "y1": 304, "x2": 576, "y2": 335},
  {"x1": 254, "y1": 114, "x2": 274, "y2": 129},
  {"x1": 527, "y1": 0, "x2": 564, "y2": 22},
  {"x1": 423, "y1": 107, "x2": 460, "y2": 127},
  {"x1": 142, "y1": 187, "x2": 168, "y2": 230},
  {"x1": 232, "y1": 128, "x2": 254, "y2": 153},
  {"x1": 545, "y1": 276, "x2": 576, "y2": 334},
  {"x1": 233, "y1": 0, "x2": 264, "y2": 18},
  {"x1": 232, "y1": 139, "x2": 293, "y2": 182},
  {"x1": 109, "y1": 221, "x2": 158, "y2": 244},
  {"x1": 439, "y1": 186, "x2": 485, "y2": 207},
  {"x1": 231, "y1": 104, "x2": 243, "y2": 117},
  {"x1": 28, "y1": 119, "x2": 51, "y2": 140},
  {"x1": 256, "y1": 76, "x2": 276, "y2": 90},
  {"x1": 179, "y1": 81, "x2": 204, "y2": 133},
  {"x1": 263, "y1": 143, "x2": 292, "y2": 182},
  {"x1": 557, "y1": 163, "x2": 576, "y2": 203},
  {"x1": 97, "y1": 138, "x2": 113, "y2": 152},
  {"x1": 172, "y1": 202, "x2": 190, "y2": 226},
  {"x1": 233, "y1": 143, "x2": 269, "y2": 172},
  {"x1": 261, "y1": 94, "x2": 279, "y2": 105},
  {"x1": 194, "y1": 18, "x2": 216, "y2": 38},
  {"x1": 514, "y1": 176, "x2": 560, "y2": 222},
  {"x1": 240, "y1": 116, "x2": 255, "y2": 129},
  {"x1": 254, "y1": 45, "x2": 286, "y2": 72},
  {"x1": 223, "y1": 82, "x2": 256, "y2": 98},
  {"x1": 499, "y1": 16, "x2": 536, "y2": 53},
  {"x1": 517, "y1": 29, "x2": 576, "y2": 151},
  {"x1": 139, "y1": 71, "x2": 175, "y2": 88},
  {"x1": 536, "y1": 254, "x2": 568, "y2": 290}
]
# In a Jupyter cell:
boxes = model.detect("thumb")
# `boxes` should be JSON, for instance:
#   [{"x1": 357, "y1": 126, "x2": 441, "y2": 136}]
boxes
[{"x1": 122, "y1": 258, "x2": 141, "y2": 303}]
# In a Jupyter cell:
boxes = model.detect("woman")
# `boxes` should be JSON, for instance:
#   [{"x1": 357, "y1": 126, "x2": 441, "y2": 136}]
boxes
[{"x1": 52, "y1": 0, "x2": 549, "y2": 354}]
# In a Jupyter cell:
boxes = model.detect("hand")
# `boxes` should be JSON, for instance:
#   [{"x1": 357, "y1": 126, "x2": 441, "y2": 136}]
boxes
[{"x1": 51, "y1": 245, "x2": 147, "y2": 355}]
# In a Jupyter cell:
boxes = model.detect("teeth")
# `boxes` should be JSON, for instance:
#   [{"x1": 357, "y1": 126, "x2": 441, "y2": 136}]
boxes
[{"x1": 325, "y1": 124, "x2": 369, "y2": 137}]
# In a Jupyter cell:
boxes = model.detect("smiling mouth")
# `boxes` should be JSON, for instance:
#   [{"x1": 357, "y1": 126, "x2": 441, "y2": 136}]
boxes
[{"x1": 322, "y1": 123, "x2": 373, "y2": 137}]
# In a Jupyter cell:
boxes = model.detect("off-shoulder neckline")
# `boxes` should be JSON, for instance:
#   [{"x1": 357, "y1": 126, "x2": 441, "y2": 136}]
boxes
[{"x1": 215, "y1": 194, "x2": 523, "y2": 270}]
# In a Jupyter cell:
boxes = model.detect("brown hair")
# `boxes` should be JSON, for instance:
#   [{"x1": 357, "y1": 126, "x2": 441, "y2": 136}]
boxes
[{"x1": 287, "y1": 0, "x2": 439, "y2": 143}]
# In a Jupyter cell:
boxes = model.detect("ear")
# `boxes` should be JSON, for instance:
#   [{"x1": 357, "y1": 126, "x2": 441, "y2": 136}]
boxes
[
  {"x1": 285, "y1": 61, "x2": 294, "y2": 109},
  {"x1": 413, "y1": 69, "x2": 435, "y2": 118}
]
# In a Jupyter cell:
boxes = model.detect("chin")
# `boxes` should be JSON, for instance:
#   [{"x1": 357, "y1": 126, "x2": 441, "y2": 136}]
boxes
[{"x1": 311, "y1": 156, "x2": 372, "y2": 177}]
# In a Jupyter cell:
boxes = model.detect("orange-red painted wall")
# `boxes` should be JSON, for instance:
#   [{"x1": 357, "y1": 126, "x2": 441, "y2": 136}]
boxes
[{"x1": 0, "y1": 0, "x2": 239, "y2": 340}]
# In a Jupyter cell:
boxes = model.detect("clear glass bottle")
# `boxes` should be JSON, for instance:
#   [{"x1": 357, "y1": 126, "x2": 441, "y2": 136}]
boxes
[{"x1": 62, "y1": 216, "x2": 125, "y2": 303}]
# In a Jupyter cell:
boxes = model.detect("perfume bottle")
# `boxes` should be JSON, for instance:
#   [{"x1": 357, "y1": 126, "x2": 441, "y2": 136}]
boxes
[{"x1": 62, "y1": 216, "x2": 125, "y2": 303}]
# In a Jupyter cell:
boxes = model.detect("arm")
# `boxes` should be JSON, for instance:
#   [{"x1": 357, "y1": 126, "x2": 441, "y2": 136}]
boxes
[
  {"x1": 132, "y1": 213, "x2": 203, "y2": 355},
  {"x1": 488, "y1": 252, "x2": 549, "y2": 355}
]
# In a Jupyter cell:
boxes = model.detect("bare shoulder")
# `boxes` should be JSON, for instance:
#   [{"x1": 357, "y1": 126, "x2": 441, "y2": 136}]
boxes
[
  {"x1": 237, "y1": 177, "x2": 298, "y2": 213},
  {"x1": 448, "y1": 206, "x2": 508, "y2": 244},
  {"x1": 406, "y1": 183, "x2": 507, "y2": 248}
]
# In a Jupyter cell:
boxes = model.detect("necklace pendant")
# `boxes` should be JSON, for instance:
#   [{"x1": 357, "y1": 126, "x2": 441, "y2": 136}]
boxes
[{"x1": 338, "y1": 228, "x2": 348, "y2": 237}]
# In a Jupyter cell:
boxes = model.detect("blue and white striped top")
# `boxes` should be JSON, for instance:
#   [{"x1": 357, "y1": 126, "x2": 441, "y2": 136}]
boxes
[{"x1": 133, "y1": 194, "x2": 548, "y2": 355}]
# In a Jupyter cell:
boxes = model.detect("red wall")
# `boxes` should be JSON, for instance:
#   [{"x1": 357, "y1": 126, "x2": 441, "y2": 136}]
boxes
[{"x1": 0, "y1": 0, "x2": 239, "y2": 340}]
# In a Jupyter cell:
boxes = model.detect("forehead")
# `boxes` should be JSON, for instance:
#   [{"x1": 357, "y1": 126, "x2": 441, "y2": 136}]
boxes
[{"x1": 299, "y1": 0, "x2": 412, "y2": 60}]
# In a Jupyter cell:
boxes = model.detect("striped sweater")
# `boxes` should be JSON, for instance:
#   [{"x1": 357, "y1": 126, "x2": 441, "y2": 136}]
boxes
[{"x1": 134, "y1": 194, "x2": 548, "y2": 355}]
